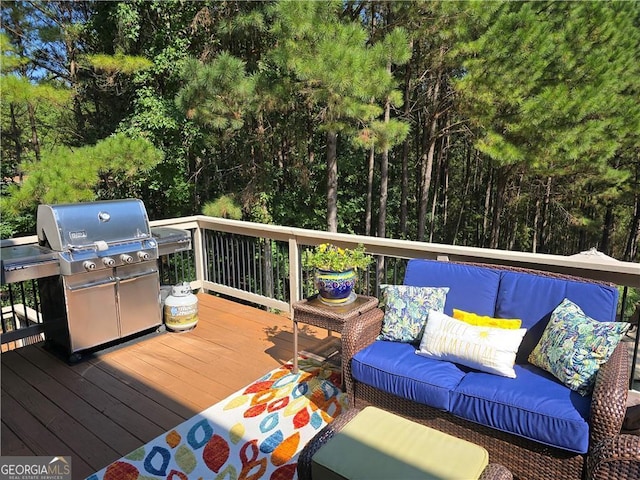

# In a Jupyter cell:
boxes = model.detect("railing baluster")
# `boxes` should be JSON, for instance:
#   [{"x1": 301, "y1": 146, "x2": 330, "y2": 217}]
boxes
[
  {"x1": 1, "y1": 296, "x2": 8, "y2": 334},
  {"x1": 7, "y1": 285, "x2": 17, "y2": 331},
  {"x1": 218, "y1": 232, "x2": 225, "y2": 286},
  {"x1": 258, "y1": 238, "x2": 263, "y2": 297},
  {"x1": 19, "y1": 282, "x2": 28, "y2": 323},
  {"x1": 31, "y1": 280, "x2": 42, "y2": 323},
  {"x1": 214, "y1": 230, "x2": 219, "y2": 283},
  {"x1": 246, "y1": 238, "x2": 250, "y2": 294}
]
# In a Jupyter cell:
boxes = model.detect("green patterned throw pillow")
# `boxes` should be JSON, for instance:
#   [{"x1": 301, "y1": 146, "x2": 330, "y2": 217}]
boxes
[
  {"x1": 377, "y1": 285, "x2": 449, "y2": 343},
  {"x1": 528, "y1": 298, "x2": 630, "y2": 396}
]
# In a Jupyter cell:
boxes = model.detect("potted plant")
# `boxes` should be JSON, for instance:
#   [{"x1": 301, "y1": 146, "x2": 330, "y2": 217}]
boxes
[{"x1": 302, "y1": 243, "x2": 372, "y2": 305}]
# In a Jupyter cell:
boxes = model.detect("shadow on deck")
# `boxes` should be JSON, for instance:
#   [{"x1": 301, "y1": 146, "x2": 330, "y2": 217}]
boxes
[{"x1": 0, "y1": 294, "x2": 329, "y2": 479}]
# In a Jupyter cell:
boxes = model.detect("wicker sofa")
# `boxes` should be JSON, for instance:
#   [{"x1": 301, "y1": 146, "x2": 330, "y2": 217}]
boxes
[{"x1": 342, "y1": 259, "x2": 632, "y2": 480}]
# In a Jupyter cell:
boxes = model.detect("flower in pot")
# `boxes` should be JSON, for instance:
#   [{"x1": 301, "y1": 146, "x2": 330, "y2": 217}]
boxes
[{"x1": 302, "y1": 243, "x2": 372, "y2": 305}]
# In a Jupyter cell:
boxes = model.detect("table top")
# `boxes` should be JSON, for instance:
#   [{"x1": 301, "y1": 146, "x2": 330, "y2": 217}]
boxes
[{"x1": 293, "y1": 294, "x2": 379, "y2": 321}]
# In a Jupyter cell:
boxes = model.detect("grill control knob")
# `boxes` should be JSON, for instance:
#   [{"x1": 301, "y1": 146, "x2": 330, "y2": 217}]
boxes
[
  {"x1": 102, "y1": 257, "x2": 115, "y2": 267},
  {"x1": 83, "y1": 261, "x2": 97, "y2": 271},
  {"x1": 137, "y1": 251, "x2": 151, "y2": 261},
  {"x1": 120, "y1": 254, "x2": 134, "y2": 264}
]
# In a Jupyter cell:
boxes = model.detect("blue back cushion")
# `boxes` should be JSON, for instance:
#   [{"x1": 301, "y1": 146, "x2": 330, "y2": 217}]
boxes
[
  {"x1": 404, "y1": 260, "x2": 500, "y2": 317},
  {"x1": 495, "y1": 271, "x2": 619, "y2": 363}
]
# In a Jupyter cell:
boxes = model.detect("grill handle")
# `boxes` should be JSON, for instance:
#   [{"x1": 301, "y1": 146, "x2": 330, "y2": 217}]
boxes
[
  {"x1": 116, "y1": 268, "x2": 158, "y2": 284},
  {"x1": 67, "y1": 277, "x2": 116, "y2": 291}
]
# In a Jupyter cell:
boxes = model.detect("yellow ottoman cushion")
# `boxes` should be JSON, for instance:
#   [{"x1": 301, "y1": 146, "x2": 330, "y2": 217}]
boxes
[{"x1": 311, "y1": 407, "x2": 489, "y2": 480}]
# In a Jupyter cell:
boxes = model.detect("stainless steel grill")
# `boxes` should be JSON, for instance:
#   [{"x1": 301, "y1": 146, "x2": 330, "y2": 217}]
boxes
[
  {"x1": 29, "y1": 199, "x2": 182, "y2": 361},
  {"x1": 37, "y1": 199, "x2": 159, "y2": 274}
]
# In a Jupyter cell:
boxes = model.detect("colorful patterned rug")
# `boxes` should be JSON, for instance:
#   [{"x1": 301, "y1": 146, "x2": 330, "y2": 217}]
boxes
[{"x1": 87, "y1": 358, "x2": 348, "y2": 480}]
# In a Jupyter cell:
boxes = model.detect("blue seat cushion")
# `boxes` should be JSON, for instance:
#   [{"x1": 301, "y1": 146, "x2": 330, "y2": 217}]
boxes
[
  {"x1": 450, "y1": 364, "x2": 591, "y2": 454},
  {"x1": 352, "y1": 341, "x2": 467, "y2": 411},
  {"x1": 403, "y1": 259, "x2": 501, "y2": 317},
  {"x1": 495, "y1": 271, "x2": 619, "y2": 362}
]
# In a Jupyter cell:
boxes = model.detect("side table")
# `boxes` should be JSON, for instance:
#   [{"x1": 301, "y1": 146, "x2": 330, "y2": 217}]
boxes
[{"x1": 292, "y1": 295, "x2": 379, "y2": 381}]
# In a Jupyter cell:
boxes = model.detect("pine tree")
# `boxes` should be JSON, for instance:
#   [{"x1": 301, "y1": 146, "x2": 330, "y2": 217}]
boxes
[{"x1": 452, "y1": 1, "x2": 640, "y2": 251}]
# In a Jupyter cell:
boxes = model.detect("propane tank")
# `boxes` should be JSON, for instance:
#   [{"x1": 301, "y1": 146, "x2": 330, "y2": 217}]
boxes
[{"x1": 164, "y1": 282, "x2": 198, "y2": 332}]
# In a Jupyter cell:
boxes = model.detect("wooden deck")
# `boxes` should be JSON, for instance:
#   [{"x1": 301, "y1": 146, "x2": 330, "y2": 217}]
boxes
[{"x1": 0, "y1": 294, "x2": 329, "y2": 479}]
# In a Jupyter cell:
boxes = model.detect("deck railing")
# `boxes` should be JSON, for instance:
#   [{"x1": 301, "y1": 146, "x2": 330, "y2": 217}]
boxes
[{"x1": 2, "y1": 215, "x2": 639, "y2": 374}]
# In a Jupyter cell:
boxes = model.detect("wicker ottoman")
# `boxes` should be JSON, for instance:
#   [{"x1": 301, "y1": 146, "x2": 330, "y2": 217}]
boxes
[{"x1": 298, "y1": 407, "x2": 513, "y2": 480}]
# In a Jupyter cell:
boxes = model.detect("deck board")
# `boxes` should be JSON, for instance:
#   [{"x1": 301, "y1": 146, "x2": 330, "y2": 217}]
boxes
[
  {"x1": 1, "y1": 418, "x2": 36, "y2": 456},
  {"x1": 0, "y1": 294, "x2": 328, "y2": 479},
  {"x1": 1, "y1": 364, "x2": 119, "y2": 473}
]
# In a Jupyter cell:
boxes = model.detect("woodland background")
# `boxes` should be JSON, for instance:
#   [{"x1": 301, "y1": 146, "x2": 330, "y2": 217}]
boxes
[{"x1": 2, "y1": 1, "x2": 639, "y2": 262}]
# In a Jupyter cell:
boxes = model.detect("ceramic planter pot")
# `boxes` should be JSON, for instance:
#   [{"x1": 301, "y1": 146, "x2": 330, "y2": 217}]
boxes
[{"x1": 315, "y1": 268, "x2": 357, "y2": 305}]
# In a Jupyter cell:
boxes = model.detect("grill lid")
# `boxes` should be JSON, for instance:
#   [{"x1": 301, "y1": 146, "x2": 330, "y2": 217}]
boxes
[{"x1": 37, "y1": 199, "x2": 151, "y2": 251}]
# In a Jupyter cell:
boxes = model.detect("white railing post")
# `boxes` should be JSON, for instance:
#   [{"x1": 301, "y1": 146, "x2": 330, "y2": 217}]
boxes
[
  {"x1": 289, "y1": 238, "x2": 301, "y2": 312},
  {"x1": 193, "y1": 225, "x2": 206, "y2": 292},
  {"x1": 289, "y1": 238, "x2": 301, "y2": 373}
]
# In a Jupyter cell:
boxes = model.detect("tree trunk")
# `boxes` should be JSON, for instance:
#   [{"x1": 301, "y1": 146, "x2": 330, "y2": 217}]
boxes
[
  {"x1": 418, "y1": 122, "x2": 437, "y2": 241},
  {"x1": 489, "y1": 169, "x2": 507, "y2": 249},
  {"x1": 624, "y1": 195, "x2": 640, "y2": 261},
  {"x1": 376, "y1": 92, "x2": 392, "y2": 285},
  {"x1": 365, "y1": 146, "x2": 375, "y2": 236},
  {"x1": 508, "y1": 173, "x2": 523, "y2": 250},
  {"x1": 27, "y1": 103, "x2": 41, "y2": 162},
  {"x1": 417, "y1": 78, "x2": 440, "y2": 241},
  {"x1": 538, "y1": 176, "x2": 552, "y2": 253},
  {"x1": 532, "y1": 197, "x2": 540, "y2": 253},
  {"x1": 9, "y1": 103, "x2": 23, "y2": 180},
  {"x1": 624, "y1": 164, "x2": 640, "y2": 261},
  {"x1": 400, "y1": 61, "x2": 412, "y2": 238},
  {"x1": 483, "y1": 167, "x2": 493, "y2": 247},
  {"x1": 442, "y1": 124, "x2": 450, "y2": 236},
  {"x1": 453, "y1": 146, "x2": 472, "y2": 245},
  {"x1": 378, "y1": 97, "x2": 391, "y2": 239},
  {"x1": 428, "y1": 136, "x2": 442, "y2": 242},
  {"x1": 600, "y1": 205, "x2": 614, "y2": 255},
  {"x1": 326, "y1": 130, "x2": 338, "y2": 233}
]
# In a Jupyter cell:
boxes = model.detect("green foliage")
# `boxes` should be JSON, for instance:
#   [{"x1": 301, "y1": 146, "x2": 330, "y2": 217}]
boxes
[
  {"x1": 247, "y1": 193, "x2": 274, "y2": 224},
  {"x1": 83, "y1": 53, "x2": 153, "y2": 75},
  {"x1": 0, "y1": 33, "x2": 27, "y2": 71},
  {"x1": 175, "y1": 53, "x2": 255, "y2": 133},
  {"x1": 268, "y1": 0, "x2": 390, "y2": 131},
  {"x1": 453, "y1": 1, "x2": 639, "y2": 173},
  {"x1": 302, "y1": 243, "x2": 372, "y2": 271},
  {"x1": 1, "y1": 0, "x2": 637, "y2": 265},
  {"x1": 354, "y1": 119, "x2": 411, "y2": 152},
  {"x1": 1, "y1": 75, "x2": 71, "y2": 105},
  {"x1": 619, "y1": 287, "x2": 640, "y2": 320},
  {"x1": 2, "y1": 134, "x2": 163, "y2": 215},
  {"x1": 202, "y1": 195, "x2": 243, "y2": 220}
]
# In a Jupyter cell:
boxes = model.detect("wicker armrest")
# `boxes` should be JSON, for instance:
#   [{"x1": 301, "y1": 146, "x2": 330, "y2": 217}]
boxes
[
  {"x1": 590, "y1": 342, "x2": 629, "y2": 446},
  {"x1": 586, "y1": 434, "x2": 640, "y2": 480},
  {"x1": 341, "y1": 307, "x2": 384, "y2": 397},
  {"x1": 479, "y1": 463, "x2": 513, "y2": 480}
]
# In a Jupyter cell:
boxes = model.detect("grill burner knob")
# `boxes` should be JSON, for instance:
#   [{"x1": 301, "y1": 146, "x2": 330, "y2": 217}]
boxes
[
  {"x1": 137, "y1": 251, "x2": 151, "y2": 261},
  {"x1": 120, "y1": 254, "x2": 134, "y2": 264},
  {"x1": 102, "y1": 257, "x2": 115, "y2": 267},
  {"x1": 83, "y1": 261, "x2": 97, "y2": 271}
]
